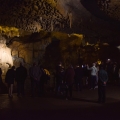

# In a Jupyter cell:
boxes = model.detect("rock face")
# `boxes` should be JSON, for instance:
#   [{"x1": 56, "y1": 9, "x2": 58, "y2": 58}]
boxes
[
  {"x1": 56, "y1": 0, "x2": 120, "y2": 43},
  {"x1": 0, "y1": 0, "x2": 120, "y2": 73},
  {"x1": 9, "y1": 32, "x2": 52, "y2": 68},
  {"x1": 97, "y1": 0, "x2": 120, "y2": 21},
  {"x1": 0, "y1": 0, "x2": 70, "y2": 32},
  {"x1": 0, "y1": 36, "x2": 13, "y2": 75},
  {"x1": 0, "y1": 0, "x2": 119, "y2": 43},
  {"x1": 9, "y1": 32, "x2": 84, "y2": 69}
]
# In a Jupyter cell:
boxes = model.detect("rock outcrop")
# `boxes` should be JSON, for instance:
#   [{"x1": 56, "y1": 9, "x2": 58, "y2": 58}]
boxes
[
  {"x1": 0, "y1": 0, "x2": 119, "y2": 41},
  {"x1": 0, "y1": 0, "x2": 120, "y2": 73}
]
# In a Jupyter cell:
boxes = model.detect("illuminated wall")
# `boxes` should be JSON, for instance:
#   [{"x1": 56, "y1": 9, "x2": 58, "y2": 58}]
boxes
[{"x1": 0, "y1": 36, "x2": 13, "y2": 75}]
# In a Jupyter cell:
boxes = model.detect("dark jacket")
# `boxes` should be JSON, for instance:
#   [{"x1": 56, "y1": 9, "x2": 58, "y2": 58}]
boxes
[
  {"x1": 74, "y1": 67, "x2": 83, "y2": 83},
  {"x1": 0, "y1": 68, "x2": 2, "y2": 84},
  {"x1": 65, "y1": 67, "x2": 75, "y2": 85},
  {"x1": 98, "y1": 69, "x2": 108, "y2": 86},
  {"x1": 16, "y1": 66, "x2": 27, "y2": 82},
  {"x1": 5, "y1": 68, "x2": 15, "y2": 84},
  {"x1": 29, "y1": 65, "x2": 41, "y2": 81},
  {"x1": 56, "y1": 66, "x2": 65, "y2": 84}
]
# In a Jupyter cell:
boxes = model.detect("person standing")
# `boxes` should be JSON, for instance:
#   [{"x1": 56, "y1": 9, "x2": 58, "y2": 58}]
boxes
[
  {"x1": 87, "y1": 63, "x2": 98, "y2": 89},
  {"x1": 0, "y1": 68, "x2": 2, "y2": 84},
  {"x1": 112, "y1": 63, "x2": 119, "y2": 84},
  {"x1": 39, "y1": 65, "x2": 47, "y2": 96},
  {"x1": 29, "y1": 62, "x2": 42, "y2": 97},
  {"x1": 98, "y1": 64, "x2": 108, "y2": 103},
  {"x1": 74, "y1": 64, "x2": 83, "y2": 91},
  {"x1": 5, "y1": 66, "x2": 15, "y2": 98},
  {"x1": 65, "y1": 64, "x2": 75, "y2": 100},
  {"x1": 0, "y1": 68, "x2": 2, "y2": 92},
  {"x1": 15, "y1": 63, "x2": 27, "y2": 96},
  {"x1": 55, "y1": 62, "x2": 64, "y2": 96}
]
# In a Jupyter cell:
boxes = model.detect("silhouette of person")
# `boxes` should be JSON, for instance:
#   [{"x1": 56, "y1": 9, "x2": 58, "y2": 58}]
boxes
[
  {"x1": 87, "y1": 63, "x2": 98, "y2": 89},
  {"x1": 98, "y1": 64, "x2": 108, "y2": 103},
  {"x1": 29, "y1": 62, "x2": 42, "y2": 97},
  {"x1": 15, "y1": 63, "x2": 27, "y2": 96},
  {"x1": 5, "y1": 66, "x2": 15, "y2": 97},
  {"x1": 55, "y1": 62, "x2": 64, "y2": 95},
  {"x1": 65, "y1": 64, "x2": 75, "y2": 100},
  {"x1": 0, "y1": 68, "x2": 2, "y2": 93},
  {"x1": 0, "y1": 68, "x2": 2, "y2": 84},
  {"x1": 74, "y1": 64, "x2": 83, "y2": 91}
]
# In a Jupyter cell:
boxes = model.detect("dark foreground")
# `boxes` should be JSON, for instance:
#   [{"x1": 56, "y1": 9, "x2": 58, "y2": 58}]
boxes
[{"x1": 0, "y1": 84, "x2": 120, "y2": 120}]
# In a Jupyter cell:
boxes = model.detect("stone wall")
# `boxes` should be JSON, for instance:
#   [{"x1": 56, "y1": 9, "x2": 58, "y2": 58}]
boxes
[{"x1": 0, "y1": 0, "x2": 70, "y2": 32}]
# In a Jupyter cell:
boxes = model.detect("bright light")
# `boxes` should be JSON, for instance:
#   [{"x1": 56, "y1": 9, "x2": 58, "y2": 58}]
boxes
[
  {"x1": 0, "y1": 39, "x2": 13, "y2": 74},
  {"x1": 0, "y1": 47, "x2": 13, "y2": 65},
  {"x1": 117, "y1": 46, "x2": 120, "y2": 50},
  {"x1": 97, "y1": 60, "x2": 101, "y2": 65}
]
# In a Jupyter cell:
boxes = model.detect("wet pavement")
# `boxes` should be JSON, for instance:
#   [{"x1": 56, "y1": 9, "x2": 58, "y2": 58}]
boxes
[{"x1": 0, "y1": 84, "x2": 120, "y2": 120}]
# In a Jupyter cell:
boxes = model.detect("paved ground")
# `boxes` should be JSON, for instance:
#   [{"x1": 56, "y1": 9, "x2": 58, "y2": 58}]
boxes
[{"x1": 0, "y1": 83, "x2": 120, "y2": 120}]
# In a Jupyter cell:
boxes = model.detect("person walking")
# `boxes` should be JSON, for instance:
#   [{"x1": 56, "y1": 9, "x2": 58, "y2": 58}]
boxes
[
  {"x1": 5, "y1": 66, "x2": 15, "y2": 98},
  {"x1": 98, "y1": 64, "x2": 108, "y2": 103},
  {"x1": 15, "y1": 63, "x2": 27, "y2": 97}
]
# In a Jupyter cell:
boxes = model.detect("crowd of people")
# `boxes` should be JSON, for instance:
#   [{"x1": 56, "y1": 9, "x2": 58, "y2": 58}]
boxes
[
  {"x1": 54, "y1": 61, "x2": 120, "y2": 103},
  {"x1": 0, "y1": 60, "x2": 120, "y2": 104},
  {"x1": 55, "y1": 62, "x2": 104, "y2": 101},
  {"x1": 4, "y1": 62, "x2": 50, "y2": 98},
  {"x1": 5, "y1": 63, "x2": 27, "y2": 98}
]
